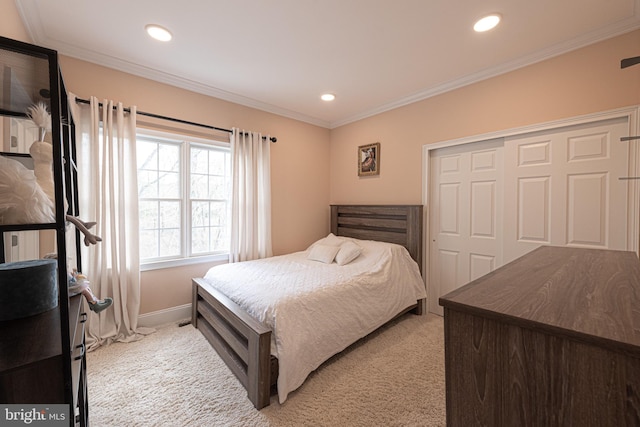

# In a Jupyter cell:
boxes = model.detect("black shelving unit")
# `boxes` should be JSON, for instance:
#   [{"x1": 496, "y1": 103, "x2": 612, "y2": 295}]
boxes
[{"x1": 0, "y1": 35, "x2": 87, "y2": 426}]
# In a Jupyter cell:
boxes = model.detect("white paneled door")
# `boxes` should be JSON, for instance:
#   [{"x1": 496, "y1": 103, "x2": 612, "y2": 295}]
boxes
[
  {"x1": 429, "y1": 116, "x2": 632, "y2": 316},
  {"x1": 503, "y1": 117, "x2": 630, "y2": 263},
  {"x1": 429, "y1": 139, "x2": 504, "y2": 315}
]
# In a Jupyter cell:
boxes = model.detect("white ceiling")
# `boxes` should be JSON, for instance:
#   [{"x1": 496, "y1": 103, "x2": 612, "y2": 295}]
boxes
[{"x1": 15, "y1": 0, "x2": 640, "y2": 129}]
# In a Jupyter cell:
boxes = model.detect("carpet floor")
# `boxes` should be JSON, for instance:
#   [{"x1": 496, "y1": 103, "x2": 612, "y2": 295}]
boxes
[{"x1": 86, "y1": 313, "x2": 446, "y2": 427}]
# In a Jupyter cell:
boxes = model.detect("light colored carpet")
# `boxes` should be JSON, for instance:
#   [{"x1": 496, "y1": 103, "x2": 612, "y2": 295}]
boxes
[{"x1": 87, "y1": 313, "x2": 446, "y2": 427}]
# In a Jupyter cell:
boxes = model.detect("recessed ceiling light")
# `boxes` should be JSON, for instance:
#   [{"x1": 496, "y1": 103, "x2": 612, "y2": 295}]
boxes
[
  {"x1": 474, "y1": 14, "x2": 501, "y2": 32},
  {"x1": 145, "y1": 24, "x2": 173, "y2": 42},
  {"x1": 321, "y1": 93, "x2": 336, "y2": 101}
]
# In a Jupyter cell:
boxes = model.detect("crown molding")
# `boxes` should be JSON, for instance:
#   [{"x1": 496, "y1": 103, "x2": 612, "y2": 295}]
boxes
[
  {"x1": 58, "y1": 45, "x2": 332, "y2": 129},
  {"x1": 329, "y1": 13, "x2": 640, "y2": 129}
]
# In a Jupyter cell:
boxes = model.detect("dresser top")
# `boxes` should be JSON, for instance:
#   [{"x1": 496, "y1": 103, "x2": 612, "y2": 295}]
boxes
[{"x1": 439, "y1": 246, "x2": 640, "y2": 354}]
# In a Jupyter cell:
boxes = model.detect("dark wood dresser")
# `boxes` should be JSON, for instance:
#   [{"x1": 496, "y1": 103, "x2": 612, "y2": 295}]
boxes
[
  {"x1": 0, "y1": 295, "x2": 87, "y2": 409},
  {"x1": 439, "y1": 246, "x2": 640, "y2": 426}
]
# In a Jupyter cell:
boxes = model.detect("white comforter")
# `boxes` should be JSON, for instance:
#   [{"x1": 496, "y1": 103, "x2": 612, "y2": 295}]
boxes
[{"x1": 202, "y1": 237, "x2": 427, "y2": 404}]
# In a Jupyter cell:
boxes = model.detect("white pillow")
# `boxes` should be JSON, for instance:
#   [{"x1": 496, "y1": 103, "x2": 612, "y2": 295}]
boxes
[
  {"x1": 335, "y1": 241, "x2": 362, "y2": 265},
  {"x1": 308, "y1": 244, "x2": 340, "y2": 264},
  {"x1": 322, "y1": 233, "x2": 343, "y2": 246},
  {"x1": 309, "y1": 233, "x2": 343, "y2": 250}
]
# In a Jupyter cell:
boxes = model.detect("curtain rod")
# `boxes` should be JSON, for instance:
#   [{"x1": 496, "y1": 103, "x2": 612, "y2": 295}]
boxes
[{"x1": 74, "y1": 97, "x2": 277, "y2": 143}]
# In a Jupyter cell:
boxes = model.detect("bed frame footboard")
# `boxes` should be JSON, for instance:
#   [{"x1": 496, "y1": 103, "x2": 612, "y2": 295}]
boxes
[{"x1": 192, "y1": 277, "x2": 273, "y2": 409}]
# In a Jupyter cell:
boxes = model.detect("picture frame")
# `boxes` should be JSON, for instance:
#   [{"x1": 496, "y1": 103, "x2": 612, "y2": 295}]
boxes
[{"x1": 358, "y1": 142, "x2": 380, "y2": 176}]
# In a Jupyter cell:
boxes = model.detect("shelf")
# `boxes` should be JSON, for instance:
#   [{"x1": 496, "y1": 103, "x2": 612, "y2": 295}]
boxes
[
  {"x1": 0, "y1": 35, "x2": 87, "y2": 426},
  {"x1": 0, "y1": 223, "x2": 58, "y2": 232},
  {"x1": 0, "y1": 108, "x2": 28, "y2": 118}
]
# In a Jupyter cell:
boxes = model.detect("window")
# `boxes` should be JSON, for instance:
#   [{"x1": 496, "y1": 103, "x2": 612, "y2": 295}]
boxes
[{"x1": 136, "y1": 130, "x2": 230, "y2": 269}]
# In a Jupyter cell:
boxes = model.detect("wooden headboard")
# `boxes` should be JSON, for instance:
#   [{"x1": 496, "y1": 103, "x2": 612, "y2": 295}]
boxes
[{"x1": 330, "y1": 205, "x2": 423, "y2": 274}]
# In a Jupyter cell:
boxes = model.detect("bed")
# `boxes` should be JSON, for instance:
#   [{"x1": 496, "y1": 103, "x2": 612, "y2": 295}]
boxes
[{"x1": 191, "y1": 205, "x2": 426, "y2": 409}]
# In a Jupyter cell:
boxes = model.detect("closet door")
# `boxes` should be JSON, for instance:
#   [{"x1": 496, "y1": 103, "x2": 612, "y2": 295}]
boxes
[
  {"x1": 428, "y1": 115, "x2": 634, "y2": 316},
  {"x1": 503, "y1": 117, "x2": 630, "y2": 264},
  {"x1": 429, "y1": 139, "x2": 503, "y2": 315}
]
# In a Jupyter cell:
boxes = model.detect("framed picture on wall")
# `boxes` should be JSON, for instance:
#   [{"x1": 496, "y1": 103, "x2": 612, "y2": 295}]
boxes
[{"x1": 358, "y1": 142, "x2": 380, "y2": 176}]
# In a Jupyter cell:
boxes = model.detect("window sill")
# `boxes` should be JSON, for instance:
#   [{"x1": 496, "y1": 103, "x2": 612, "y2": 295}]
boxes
[{"x1": 140, "y1": 253, "x2": 229, "y2": 271}]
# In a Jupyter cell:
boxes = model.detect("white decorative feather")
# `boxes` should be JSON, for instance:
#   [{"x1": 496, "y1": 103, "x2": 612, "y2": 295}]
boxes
[{"x1": 26, "y1": 102, "x2": 51, "y2": 142}]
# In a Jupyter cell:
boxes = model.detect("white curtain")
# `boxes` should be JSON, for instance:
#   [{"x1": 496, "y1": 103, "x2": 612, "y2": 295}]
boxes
[
  {"x1": 69, "y1": 94, "x2": 153, "y2": 350},
  {"x1": 229, "y1": 128, "x2": 273, "y2": 262}
]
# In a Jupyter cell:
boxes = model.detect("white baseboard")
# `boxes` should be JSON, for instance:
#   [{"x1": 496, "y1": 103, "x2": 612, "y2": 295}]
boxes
[{"x1": 138, "y1": 303, "x2": 192, "y2": 328}]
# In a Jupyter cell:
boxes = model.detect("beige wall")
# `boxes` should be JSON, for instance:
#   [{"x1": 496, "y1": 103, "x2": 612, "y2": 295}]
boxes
[
  {"x1": 329, "y1": 30, "x2": 640, "y2": 204},
  {"x1": 0, "y1": 0, "x2": 32, "y2": 43}
]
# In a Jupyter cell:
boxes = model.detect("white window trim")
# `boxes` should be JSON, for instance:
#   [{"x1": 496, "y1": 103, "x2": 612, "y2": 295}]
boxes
[
  {"x1": 137, "y1": 128, "x2": 231, "y2": 270},
  {"x1": 140, "y1": 253, "x2": 229, "y2": 271}
]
